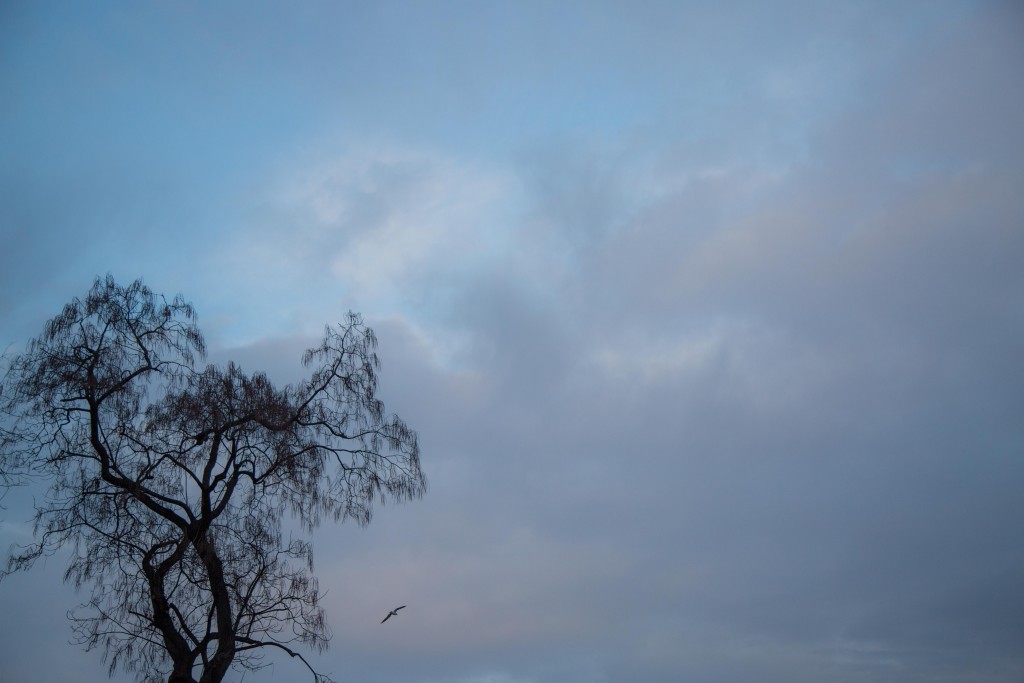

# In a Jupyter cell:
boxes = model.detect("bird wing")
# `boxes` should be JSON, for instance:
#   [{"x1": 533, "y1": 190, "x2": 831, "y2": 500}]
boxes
[
  {"x1": 381, "y1": 613, "x2": 392, "y2": 623},
  {"x1": 396, "y1": 605, "x2": 407, "y2": 611}
]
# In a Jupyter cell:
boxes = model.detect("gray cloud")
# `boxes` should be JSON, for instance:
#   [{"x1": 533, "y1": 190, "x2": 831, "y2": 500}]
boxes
[{"x1": 2, "y1": 2, "x2": 1022, "y2": 683}]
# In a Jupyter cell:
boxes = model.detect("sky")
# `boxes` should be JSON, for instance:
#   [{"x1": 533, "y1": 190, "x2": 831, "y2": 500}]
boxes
[{"x1": 1, "y1": 1, "x2": 1023, "y2": 682}]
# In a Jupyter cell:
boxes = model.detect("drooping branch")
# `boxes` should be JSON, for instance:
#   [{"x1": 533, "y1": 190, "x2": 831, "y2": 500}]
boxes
[{"x1": 1, "y1": 276, "x2": 424, "y2": 683}]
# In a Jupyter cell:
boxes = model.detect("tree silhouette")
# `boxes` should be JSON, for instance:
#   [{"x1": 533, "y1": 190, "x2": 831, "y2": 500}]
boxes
[{"x1": 0, "y1": 275, "x2": 425, "y2": 683}]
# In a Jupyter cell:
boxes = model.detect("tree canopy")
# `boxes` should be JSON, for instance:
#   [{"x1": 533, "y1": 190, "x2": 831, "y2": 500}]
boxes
[{"x1": 0, "y1": 275, "x2": 425, "y2": 683}]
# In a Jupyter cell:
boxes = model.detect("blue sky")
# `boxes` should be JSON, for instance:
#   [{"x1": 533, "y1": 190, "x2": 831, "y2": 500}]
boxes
[{"x1": 2, "y1": 2, "x2": 1023, "y2": 682}]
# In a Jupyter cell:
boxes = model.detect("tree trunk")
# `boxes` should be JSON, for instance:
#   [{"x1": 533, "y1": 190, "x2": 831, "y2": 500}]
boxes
[{"x1": 195, "y1": 535, "x2": 235, "y2": 683}]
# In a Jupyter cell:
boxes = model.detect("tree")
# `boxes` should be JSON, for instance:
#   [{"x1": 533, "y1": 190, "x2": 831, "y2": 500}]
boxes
[{"x1": 0, "y1": 275, "x2": 426, "y2": 683}]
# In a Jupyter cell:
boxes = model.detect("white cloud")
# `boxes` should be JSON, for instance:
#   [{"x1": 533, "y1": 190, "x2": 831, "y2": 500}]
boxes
[{"x1": 279, "y1": 145, "x2": 520, "y2": 308}]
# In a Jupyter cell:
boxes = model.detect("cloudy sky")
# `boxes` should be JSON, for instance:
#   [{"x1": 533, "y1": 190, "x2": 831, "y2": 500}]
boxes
[{"x1": 2, "y1": 1, "x2": 1023, "y2": 682}]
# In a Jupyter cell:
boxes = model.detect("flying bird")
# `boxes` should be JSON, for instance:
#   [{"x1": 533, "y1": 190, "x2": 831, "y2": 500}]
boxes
[{"x1": 381, "y1": 605, "x2": 406, "y2": 624}]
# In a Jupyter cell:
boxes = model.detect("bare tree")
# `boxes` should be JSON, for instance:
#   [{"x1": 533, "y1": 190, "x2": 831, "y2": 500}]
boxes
[{"x1": 0, "y1": 275, "x2": 425, "y2": 683}]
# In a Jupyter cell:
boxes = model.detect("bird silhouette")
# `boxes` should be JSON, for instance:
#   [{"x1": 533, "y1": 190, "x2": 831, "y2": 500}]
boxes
[{"x1": 381, "y1": 605, "x2": 406, "y2": 623}]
